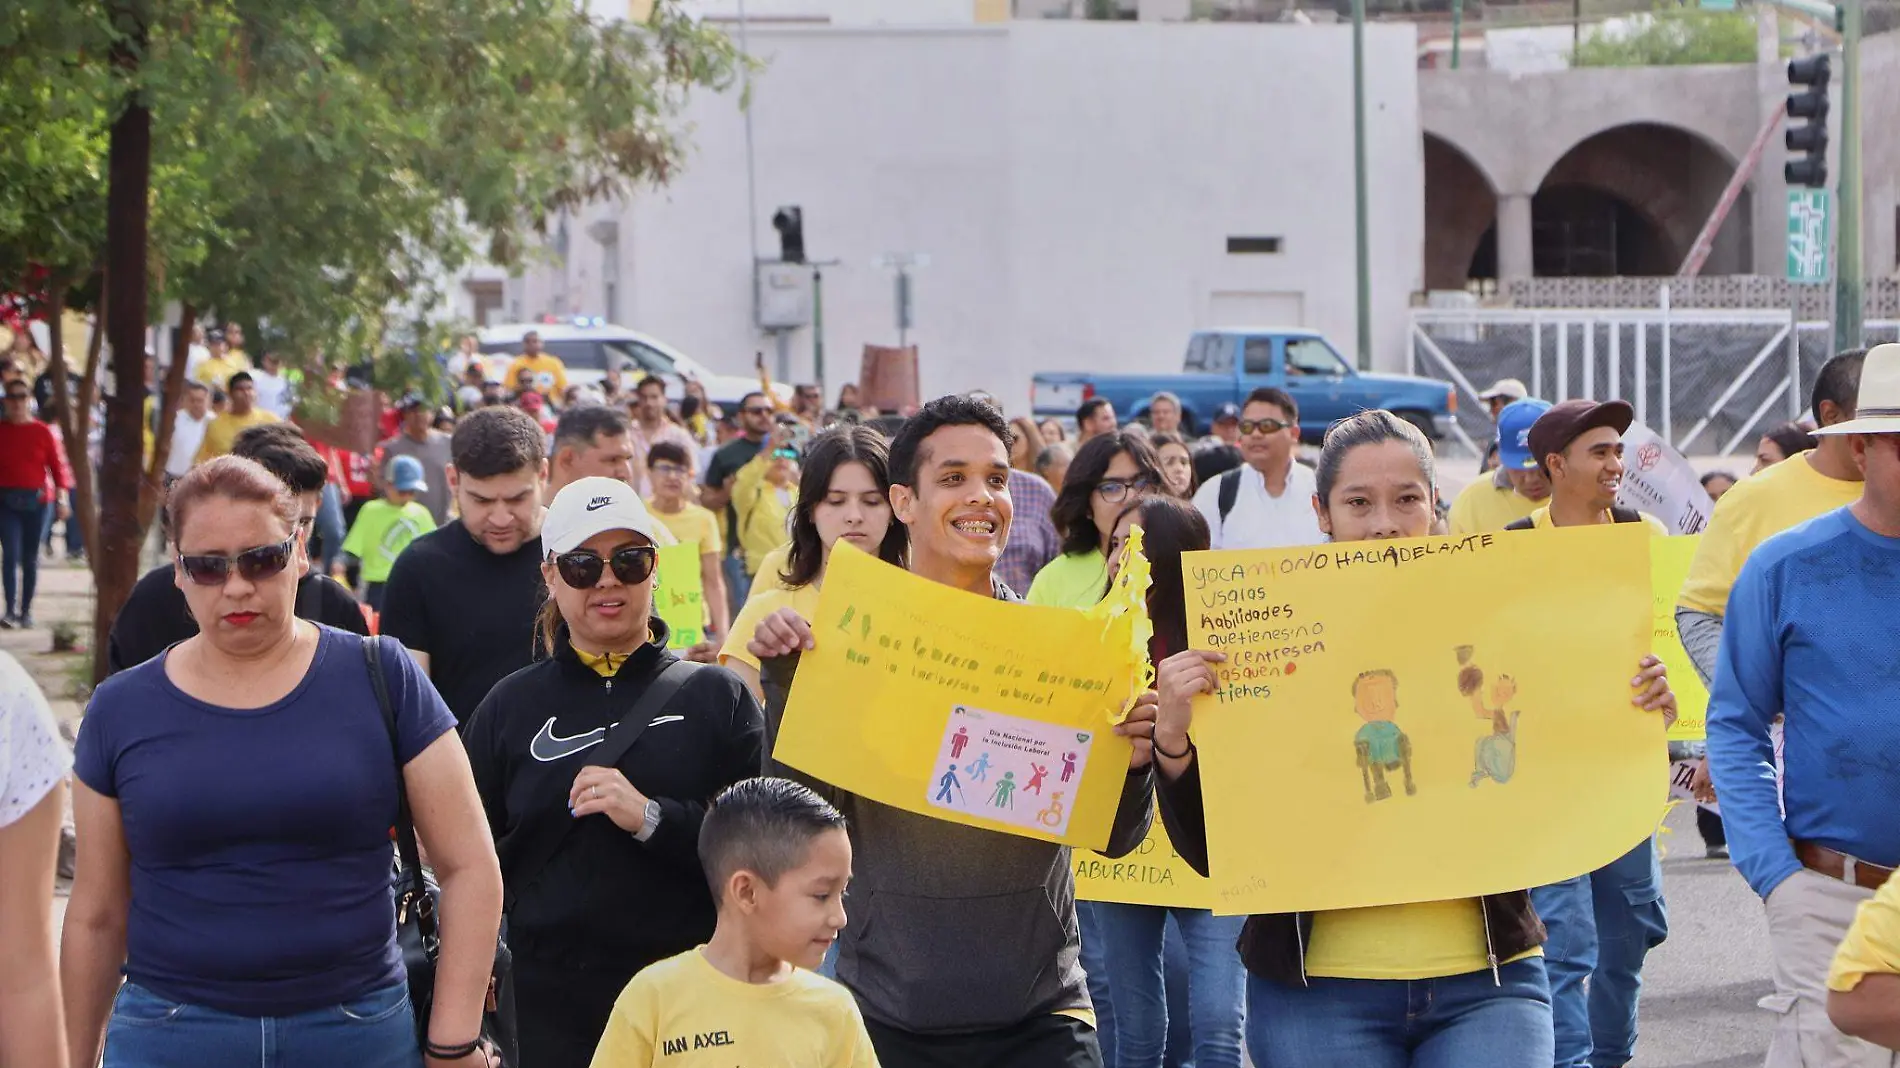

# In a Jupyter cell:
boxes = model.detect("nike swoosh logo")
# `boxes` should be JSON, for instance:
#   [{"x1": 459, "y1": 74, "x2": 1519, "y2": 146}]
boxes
[{"x1": 528, "y1": 715, "x2": 685, "y2": 762}]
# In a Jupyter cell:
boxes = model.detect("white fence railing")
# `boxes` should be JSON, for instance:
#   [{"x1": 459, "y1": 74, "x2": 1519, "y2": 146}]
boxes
[{"x1": 1407, "y1": 304, "x2": 1900, "y2": 457}]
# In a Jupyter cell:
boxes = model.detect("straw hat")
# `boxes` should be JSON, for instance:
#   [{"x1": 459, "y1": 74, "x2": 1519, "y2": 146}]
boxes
[{"x1": 1815, "y1": 343, "x2": 1900, "y2": 436}]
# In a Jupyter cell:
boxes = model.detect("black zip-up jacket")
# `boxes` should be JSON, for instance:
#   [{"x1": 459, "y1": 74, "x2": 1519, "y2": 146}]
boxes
[
  {"x1": 1157, "y1": 757, "x2": 1545, "y2": 987},
  {"x1": 463, "y1": 619, "x2": 766, "y2": 970}
]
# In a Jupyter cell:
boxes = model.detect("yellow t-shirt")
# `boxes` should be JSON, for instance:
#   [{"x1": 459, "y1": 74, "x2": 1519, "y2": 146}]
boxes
[
  {"x1": 1448, "y1": 470, "x2": 1544, "y2": 535},
  {"x1": 739, "y1": 482, "x2": 796, "y2": 577},
  {"x1": 194, "y1": 408, "x2": 280, "y2": 463},
  {"x1": 193, "y1": 352, "x2": 251, "y2": 390},
  {"x1": 588, "y1": 947, "x2": 878, "y2": 1068},
  {"x1": 720, "y1": 584, "x2": 822, "y2": 673},
  {"x1": 1829, "y1": 873, "x2": 1900, "y2": 992},
  {"x1": 1677, "y1": 451, "x2": 1862, "y2": 615},
  {"x1": 506, "y1": 353, "x2": 569, "y2": 397},
  {"x1": 649, "y1": 500, "x2": 724, "y2": 557},
  {"x1": 1305, "y1": 899, "x2": 1541, "y2": 980},
  {"x1": 1525, "y1": 506, "x2": 1670, "y2": 536},
  {"x1": 751, "y1": 544, "x2": 793, "y2": 592}
]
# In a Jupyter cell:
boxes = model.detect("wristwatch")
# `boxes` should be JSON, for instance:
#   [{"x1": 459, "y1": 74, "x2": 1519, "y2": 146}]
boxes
[{"x1": 633, "y1": 799, "x2": 663, "y2": 843}]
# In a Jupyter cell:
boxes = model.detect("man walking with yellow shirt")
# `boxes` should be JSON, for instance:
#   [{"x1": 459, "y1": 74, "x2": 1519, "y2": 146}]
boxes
[
  {"x1": 1449, "y1": 398, "x2": 1551, "y2": 535},
  {"x1": 1674, "y1": 348, "x2": 1865, "y2": 685},
  {"x1": 1508, "y1": 399, "x2": 1668, "y2": 1068}
]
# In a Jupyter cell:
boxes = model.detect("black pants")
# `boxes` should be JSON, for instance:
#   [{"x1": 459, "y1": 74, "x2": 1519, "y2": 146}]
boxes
[
  {"x1": 864, "y1": 1013, "x2": 1102, "y2": 1068},
  {"x1": 512, "y1": 956, "x2": 636, "y2": 1068},
  {"x1": 1697, "y1": 805, "x2": 1727, "y2": 848}
]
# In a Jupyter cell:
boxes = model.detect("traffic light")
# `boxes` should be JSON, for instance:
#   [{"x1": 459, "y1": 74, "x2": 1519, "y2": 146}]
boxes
[
  {"x1": 772, "y1": 205, "x2": 805, "y2": 263},
  {"x1": 1785, "y1": 54, "x2": 1831, "y2": 188}
]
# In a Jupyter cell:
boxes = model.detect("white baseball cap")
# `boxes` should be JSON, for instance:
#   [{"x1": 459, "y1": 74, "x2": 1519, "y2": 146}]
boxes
[{"x1": 542, "y1": 477, "x2": 672, "y2": 555}]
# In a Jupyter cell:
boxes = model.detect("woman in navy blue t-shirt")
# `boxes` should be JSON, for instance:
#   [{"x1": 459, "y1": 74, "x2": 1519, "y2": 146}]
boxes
[{"x1": 62, "y1": 456, "x2": 504, "y2": 1068}]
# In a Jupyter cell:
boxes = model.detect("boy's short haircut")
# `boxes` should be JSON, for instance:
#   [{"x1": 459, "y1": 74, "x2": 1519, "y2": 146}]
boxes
[
  {"x1": 232, "y1": 423, "x2": 328, "y2": 495},
  {"x1": 451, "y1": 405, "x2": 546, "y2": 478},
  {"x1": 647, "y1": 440, "x2": 691, "y2": 469},
  {"x1": 698, "y1": 777, "x2": 847, "y2": 901}
]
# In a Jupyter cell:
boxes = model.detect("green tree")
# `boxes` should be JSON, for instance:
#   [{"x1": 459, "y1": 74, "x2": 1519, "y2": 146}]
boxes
[
  {"x1": 1572, "y1": 5, "x2": 1757, "y2": 66},
  {"x1": 0, "y1": 0, "x2": 740, "y2": 680}
]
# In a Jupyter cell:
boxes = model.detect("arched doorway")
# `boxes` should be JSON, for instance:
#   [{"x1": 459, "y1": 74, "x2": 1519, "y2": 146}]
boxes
[
  {"x1": 1424, "y1": 132, "x2": 1499, "y2": 290},
  {"x1": 1532, "y1": 123, "x2": 1747, "y2": 276}
]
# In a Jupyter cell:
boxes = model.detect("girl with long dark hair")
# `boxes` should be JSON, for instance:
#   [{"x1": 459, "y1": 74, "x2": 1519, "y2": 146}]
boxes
[
  {"x1": 719, "y1": 425, "x2": 907, "y2": 701},
  {"x1": 1091, "y1": 495, "x2": 1247, "y2": 1067},
  {"x1": 1026, "y1": 431, "x2": 1165, "y2": 611}
]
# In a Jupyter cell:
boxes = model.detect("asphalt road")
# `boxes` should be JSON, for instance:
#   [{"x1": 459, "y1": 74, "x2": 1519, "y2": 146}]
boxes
[{"x1": 1629, "y1": 803, "x2": 1775, "y2": 1068}]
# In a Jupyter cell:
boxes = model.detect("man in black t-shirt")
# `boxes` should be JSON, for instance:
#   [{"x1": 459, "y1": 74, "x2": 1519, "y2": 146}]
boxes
[
  {"x1": 108, "y1": 423, "x2": 368, "y2": 673},
  {"x1": 379, "y1": 405, "x2": 549, "y2": 725},
  {"x1": 700, "y1": 391, "x2": 773, "y2": 613}
]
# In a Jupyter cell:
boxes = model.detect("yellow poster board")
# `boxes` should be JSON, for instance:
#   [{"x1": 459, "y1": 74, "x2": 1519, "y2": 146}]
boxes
[
  {"x1": 1653, "y1": 535, "x2": 1709, "y2": 741},
  {"x1": 656, "y1": 542, "x2": 706, "y2": 650},
  {"x1": 1185, "y1": 525, "x2": 1666, "y2": 916},
  {"x1": 773, "y1": 545, "x2": 1150, "y2": 850},
  {"x1": 1075, "y1": 821, "x2": 1216, "y2": 909}
]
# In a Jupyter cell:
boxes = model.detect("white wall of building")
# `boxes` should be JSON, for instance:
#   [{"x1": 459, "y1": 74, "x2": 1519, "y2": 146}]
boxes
[{"x1": 543, "y1": 20, "x2": 1422, "y2": 412}]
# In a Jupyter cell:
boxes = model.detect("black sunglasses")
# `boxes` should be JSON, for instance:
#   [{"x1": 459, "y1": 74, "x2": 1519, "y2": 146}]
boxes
[
  {"x1": 553, "y1": 544, "x2": 658, "y2": 589},
  {"x1": 177, "y1": 537, "x2": 297, "y2": 586}
]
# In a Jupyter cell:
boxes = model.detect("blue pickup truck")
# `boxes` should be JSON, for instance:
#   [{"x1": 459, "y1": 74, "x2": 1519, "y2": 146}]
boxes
[{"x1": 1031, "y1": 328, "x2": 1457, "y2": 442}]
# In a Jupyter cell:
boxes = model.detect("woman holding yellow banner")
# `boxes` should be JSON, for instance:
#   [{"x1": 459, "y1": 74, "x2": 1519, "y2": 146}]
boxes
[
  {"x1": 720, "y1": 426, "x2": 909, "y2": 703},
  {"x1": 1145, "y1": 410, "x2": 1676, "y2": 1068}
]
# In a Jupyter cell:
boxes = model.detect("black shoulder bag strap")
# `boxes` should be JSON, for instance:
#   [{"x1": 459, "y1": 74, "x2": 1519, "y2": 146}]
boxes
[
  {"x1": 1503, "y1": 516, "x2": 1535, "y2": 531},
  {"x1": 363, "y1": 636, "x2": 432, "y2": 940},
  {"x1": 1217, "y1": 467, "x2": 1243, "y2": 524},
  {"x1": 1504, "y1": 508, "x2": 1641, "y2": 532},
  {"x1": 499, "y1": 658, "x2": 702, "y2": 911}
]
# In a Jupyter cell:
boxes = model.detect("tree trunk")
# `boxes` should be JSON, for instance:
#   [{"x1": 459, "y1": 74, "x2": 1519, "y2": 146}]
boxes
[
  {"x1": 140, "y1": 303, "x2": 194, "y2": 534},
  {"x1": 94, "y1": 10, "x2": 153, "y2": 683},
  {"x1": 42, "y1": 286, "x2": 103, "y2": 569}
]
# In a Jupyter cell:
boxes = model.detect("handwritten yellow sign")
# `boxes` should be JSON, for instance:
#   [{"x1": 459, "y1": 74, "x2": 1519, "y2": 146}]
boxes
[
  {"x1": 1186, "y1": 525, "x2": 1665, "y2": 915},
  {"x1": 1653, "y1": 535, "x2": 1708, "y2": 741},
  {"x1": 1075, "y1": 821, "x2": 1216, "y2": 908},
  {"x1": 656, "y1": 542, "x2": 706, "y2": 650},
  {"x1": 773, "y1": 545, "x2": 1150, "y2": 849}
]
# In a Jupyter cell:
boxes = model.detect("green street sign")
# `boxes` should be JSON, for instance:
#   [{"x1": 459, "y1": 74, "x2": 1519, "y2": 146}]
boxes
[{"x1": 1788, "y1": 188, "x2": 1832, "y2": 284}]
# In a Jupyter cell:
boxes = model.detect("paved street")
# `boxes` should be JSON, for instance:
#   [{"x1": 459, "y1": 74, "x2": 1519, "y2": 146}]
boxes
[{"x1": 1635, "y1": 804, "x2": 1776, "y2": 1067}]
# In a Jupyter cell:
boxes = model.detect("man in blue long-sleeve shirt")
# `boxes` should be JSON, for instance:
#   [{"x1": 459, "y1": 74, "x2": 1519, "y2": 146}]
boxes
[{"x1": 1707, "y1": 342, "x2": 1900, "y2": 1068}]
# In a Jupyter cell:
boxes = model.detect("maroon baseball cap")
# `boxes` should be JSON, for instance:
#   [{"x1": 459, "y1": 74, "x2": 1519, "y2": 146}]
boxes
[{"x1": 1526, "y1": 399, "x2": 1634, "y2": 471}]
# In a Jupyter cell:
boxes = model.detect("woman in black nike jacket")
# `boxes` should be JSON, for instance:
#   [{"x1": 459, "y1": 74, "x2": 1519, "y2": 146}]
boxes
[{"x1": 463, "y1": 476, "x2": 765, "y2": 1068}]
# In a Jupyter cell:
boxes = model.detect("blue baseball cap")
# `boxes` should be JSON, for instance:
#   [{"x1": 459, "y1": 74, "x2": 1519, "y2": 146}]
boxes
[
  {"x1": 1496, "y1": 398, "x2": 1552, "y2": 470},
  {"x1": 387, "y1": 454, "x2": 429, "y2": 493}
]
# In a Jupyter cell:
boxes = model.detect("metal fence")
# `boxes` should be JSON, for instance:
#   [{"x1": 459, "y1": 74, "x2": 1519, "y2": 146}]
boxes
[{"x1": 1408, "y1": 305, "x2": 1900, "y2": 458}]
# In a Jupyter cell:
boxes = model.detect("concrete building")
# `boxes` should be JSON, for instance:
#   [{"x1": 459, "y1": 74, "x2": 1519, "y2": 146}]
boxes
[
  {"x1": 524, "y1": 20, "x2": 1424, "y2": 411},
  {"x1": 492, "y1": 11, "x2": 1900, "y2": 407}
]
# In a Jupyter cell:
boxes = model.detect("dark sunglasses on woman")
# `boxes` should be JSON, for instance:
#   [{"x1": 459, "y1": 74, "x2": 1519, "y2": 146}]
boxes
[
  {"x1": 553, "y1": 544, "x2": 658, "y2": 589},
  {"x1": 177, "y1": 537, "x2": 297, "y2": 586}
]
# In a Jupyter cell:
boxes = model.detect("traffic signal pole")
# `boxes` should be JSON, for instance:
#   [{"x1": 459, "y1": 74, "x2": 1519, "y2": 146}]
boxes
[
  {"x1": 1836, "y1": 0, "x2": 1863, "y2": 353},
  {"x1": 1351, "y1": 0, "x2": 1373, "y2": 371}
]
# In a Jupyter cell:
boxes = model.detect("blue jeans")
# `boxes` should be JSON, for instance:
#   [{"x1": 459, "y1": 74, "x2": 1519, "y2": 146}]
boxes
[
  {"x1": 723, "y1": 553, "x2": 752, "y2": 618},
  {"x1": 103, "y1": 980, "x2": 421, "y2": 1068},
  {"x1": 1531, "y1": 836, "x2": 1668, "y2": 1068},
  {"x1": 1093, "y1": 903, "x2": 1245, "y2": 1068},
  {"x1": 1079, "y1": 901, "x2": 1120, "y2": 1068},
  {"x1": 314, "y1": 483, "x2": 348, "y2": 575},
  {"x1": 0, "y1": 497, "x2": 41, "y2": 617},
  {"x1": 1246, "y1": 957, "x2": 1553, "y2": 1068}
]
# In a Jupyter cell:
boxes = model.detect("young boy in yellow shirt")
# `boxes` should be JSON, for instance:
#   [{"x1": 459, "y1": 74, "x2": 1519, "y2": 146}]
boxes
[{"x1": 589, "y1": 778, "x2": 878, "y2": 1068}]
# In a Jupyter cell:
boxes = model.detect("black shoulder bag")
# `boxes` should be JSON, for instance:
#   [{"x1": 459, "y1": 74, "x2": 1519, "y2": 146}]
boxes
[
  {"x1": 363, "y1": 636, "x2": 518, "y2": 1066},
  {"x1": 499, "y1": 659, "x2": 702, "y2": 913}
]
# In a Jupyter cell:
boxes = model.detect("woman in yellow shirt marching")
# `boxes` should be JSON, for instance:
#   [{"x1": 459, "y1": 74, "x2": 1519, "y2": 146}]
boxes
[
  {"x1": 1146, "y1": 410, "x2": 1677, "y2": 1068},
  {"x1": 719, "y1": 425, "x2": 907, "y2": 702}
]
